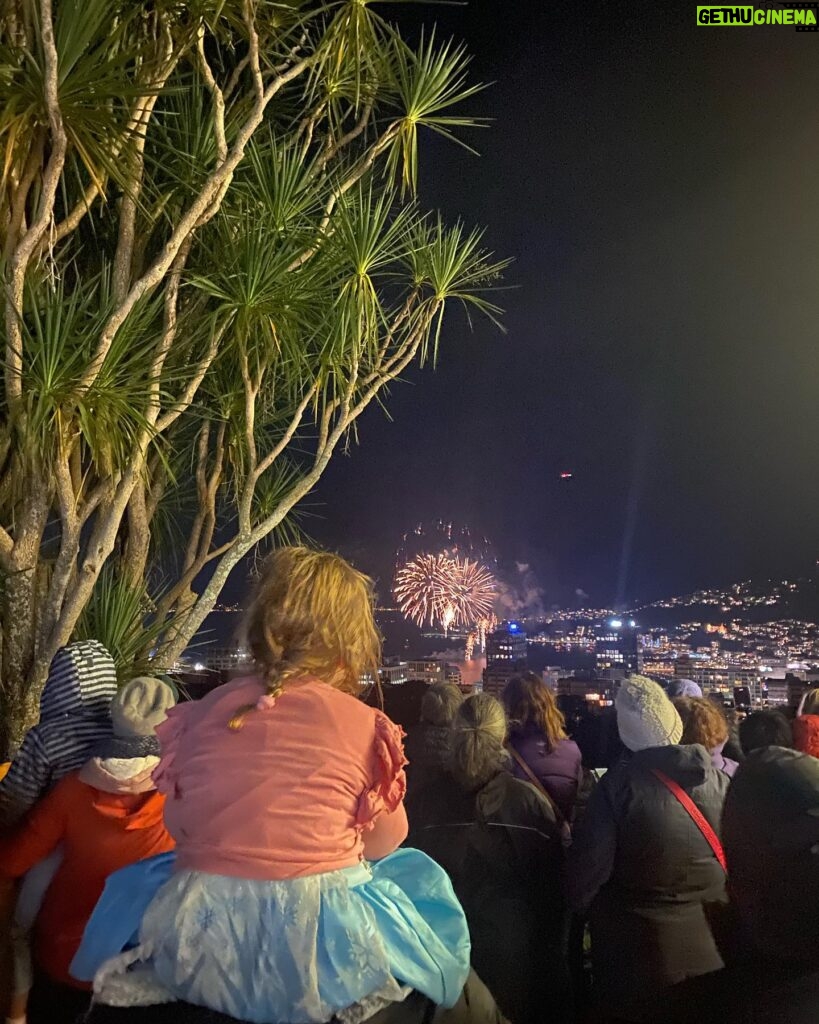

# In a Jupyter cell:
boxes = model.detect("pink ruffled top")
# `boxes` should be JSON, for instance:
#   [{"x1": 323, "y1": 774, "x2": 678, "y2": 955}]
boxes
[{"x1": 153, "y1": 675, "x2": 408, "y2": 880}]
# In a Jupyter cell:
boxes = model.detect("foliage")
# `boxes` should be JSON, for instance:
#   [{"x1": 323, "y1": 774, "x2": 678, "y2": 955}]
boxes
[
  {"x1": 74, "y1": 565, "x2": 167, "y2": 682},
  {"x1": 0, "y1": 0, "x2": 506, "y2": 753}
]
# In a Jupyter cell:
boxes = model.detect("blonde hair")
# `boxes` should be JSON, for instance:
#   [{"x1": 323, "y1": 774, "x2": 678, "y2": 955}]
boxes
[
  {"x1": 229, "y1": 546, "x2": 381, "y2": 730},
  {"x1": 450, "y1": 693, "x2": 509, "y2": 788},
  {"x1": 801, "y1": 688, "x2": 819, "y2": 716},
  {"x1": 674, "y1": 696, "x2": 729, "y2": 751},
  {"x1": 503, "y1": 672, "x2": 567, "y2": 751},
  {"x1": 421, "y1": 683, "x2": 464, "y2": 727}
]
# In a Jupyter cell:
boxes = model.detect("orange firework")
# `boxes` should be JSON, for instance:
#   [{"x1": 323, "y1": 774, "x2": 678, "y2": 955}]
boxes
[{"x1": 394, "y1": 554, "x2": 496, "y2": 634}]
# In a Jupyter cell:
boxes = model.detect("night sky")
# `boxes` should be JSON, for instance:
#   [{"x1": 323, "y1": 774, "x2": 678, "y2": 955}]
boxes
[{"x1": 310, "y1": 1, "x2": 819, "y2": 608}]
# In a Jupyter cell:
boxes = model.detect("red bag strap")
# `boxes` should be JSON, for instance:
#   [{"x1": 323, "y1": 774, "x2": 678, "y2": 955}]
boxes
[{"x1": 650, "y1": 768, "x2": 727, "y2": 873}]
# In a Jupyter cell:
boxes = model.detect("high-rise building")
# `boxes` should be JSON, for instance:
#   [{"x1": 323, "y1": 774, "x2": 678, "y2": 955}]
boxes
[
  {"x1": 595, "y1": 619, "x2": 642, "y2": 677},
  {"x1": 482, "y1": 622, "x2": 527, "y2": 697}
]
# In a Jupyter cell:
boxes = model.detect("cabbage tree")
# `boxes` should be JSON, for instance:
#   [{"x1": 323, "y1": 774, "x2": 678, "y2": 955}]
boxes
[{"x1": 0, "y1": 0, "x2": 505, "y2": 753}]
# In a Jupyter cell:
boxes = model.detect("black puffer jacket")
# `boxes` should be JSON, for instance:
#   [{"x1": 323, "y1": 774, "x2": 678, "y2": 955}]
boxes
[
  {"x1": 407, "y1": 771, "x2": 569, "y2": 1024},
  {"x1": 85, "y1": 971, "x2": 508, "y2": 1024},
  {"x1": 568, "y1": 744, "x2": 729, "y2": 1022}
]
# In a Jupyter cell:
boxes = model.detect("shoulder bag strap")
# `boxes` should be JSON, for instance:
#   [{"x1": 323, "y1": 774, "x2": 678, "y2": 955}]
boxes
[
  {"x1": 650, "y1": 767, "x2": 727, "y2": 872},
  {"x1": 507, "y1": 743, "x2": 567, "y2": 829}
]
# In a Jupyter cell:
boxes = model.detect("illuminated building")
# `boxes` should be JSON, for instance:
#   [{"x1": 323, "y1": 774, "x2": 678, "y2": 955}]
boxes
[
  {"x1": 555, "y1": 673, "x2": 615, "y2": 704},
  {"x1": 446, "y1": 664, "x2": 463, "y2": 688},
  {"x1": 404, "y1": 660, "x2": 447, "y2": 685},
  {"x1": 379, "y1": 663, "x2": 410, "y2": 686},
  {"x1": 482, "y1": 622, "x2": 527, "y2": 697},
  {"x1": 595, "y1": 619, "x2": 642, "y2": 677},
  {"x1": 198, "y1": 646, "x2": 252, "y2": 673}
]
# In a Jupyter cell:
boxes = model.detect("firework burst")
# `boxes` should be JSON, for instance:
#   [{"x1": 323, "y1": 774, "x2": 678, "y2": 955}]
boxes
[{"x1": 394, "y1": 554, "x2": 497, "y2": 634}]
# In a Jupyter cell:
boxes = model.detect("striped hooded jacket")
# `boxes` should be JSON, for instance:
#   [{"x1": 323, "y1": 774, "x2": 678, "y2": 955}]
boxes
[{"x1": 0, "y1": 640, "x2": 117, "y2": 827}]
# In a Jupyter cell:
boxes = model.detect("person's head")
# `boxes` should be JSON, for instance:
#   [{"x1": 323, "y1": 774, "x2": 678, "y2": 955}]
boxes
[
  {"x1": 799, "y1": 688, "x2": 819, "y2": 716},
  {"x1": 421, "y1": 683, "x2": 464, "y2": 727},
  {"x1": 739, "y1": 709, "x2": 793, "y2": 755},
  {"x1": 40, "y1": 639, "x2": 117, "y2": 722},
  {"x1": 615, "y1": 674, "x2": 683, "y2": 752},
  {"x1": 450, "y1": 694, "x2": 508, "y2": 788},
  {"x1": 668, "y1": 678, "x2": 703, "y2": 699},
  {"x1": 503, "y1": 671, "x2": 567, "y2": 750},
  {"x1": 96, "y1": 676, "x2": 176, "y2": 759},
  {"x1": 674, "y1": 696, "x2": 729, "y2": 753},
  {"x1": 233, "y1": 547, "x2": 381, "y2": 728}
]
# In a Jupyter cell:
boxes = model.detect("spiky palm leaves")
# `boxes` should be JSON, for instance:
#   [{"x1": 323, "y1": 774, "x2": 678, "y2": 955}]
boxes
[{"x1": 0, "y1": 0, "x2": 506, "y2": 748}]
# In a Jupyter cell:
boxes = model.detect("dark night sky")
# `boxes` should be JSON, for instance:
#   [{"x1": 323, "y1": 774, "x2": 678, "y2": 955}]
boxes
[{"x1": 310, "y1": 1, "x2": 819, "y2": 608}]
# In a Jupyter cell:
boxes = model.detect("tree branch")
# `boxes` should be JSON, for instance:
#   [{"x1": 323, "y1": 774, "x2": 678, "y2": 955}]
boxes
[
  {"x1": 36, "y1": 439, "x2": 82, "y2": 652},
  {"x1": 0, "y1": 525, "x2": 13, "y2": 566},
  {"x1": 252, "y1": 381, "x2": 320, "y2": 483},
  {"x1": 4, "y1": 0, "x2": 67, "y2": 417},
  {"x1": 112, "y1": 93, "x2": 160, "y2": 303},
  {"x1": 314, "y1": 96, "x2": 374, "y2": 175},
  {"x1": 287, "y1": 122, "x2": 400, "y2": 272},
  {"x1": 39, "y1": 38, "x2": 179, "y2": 258},
  {"x1": 76, "y1": 51, "x2": 314, "y2": 398},
  {"x1": 244, "y1": 0, "x2": 264, "y2": 104},
  {"x1": 155, "y1": 323, "x2": 224, "y2": 433},
  {"x1": 3, "y1": 132, "x2": 44, "y2": 263},
  {"x1": 196, "y1": 27, "x2": 228, "y2": 163}
]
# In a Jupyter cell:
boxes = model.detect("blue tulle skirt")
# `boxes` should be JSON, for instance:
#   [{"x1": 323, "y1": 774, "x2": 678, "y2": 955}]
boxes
[{"x1": 73, "y1": 849, "x2": 470, "y2": 1024}]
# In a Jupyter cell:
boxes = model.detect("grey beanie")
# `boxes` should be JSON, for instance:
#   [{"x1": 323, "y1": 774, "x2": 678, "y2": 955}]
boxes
[
  {"x1": 421, "y1": 683, "x2": 464, "y2": 727},
  {"x1": 95, "y1": 677, "x2": 176, "y2": 760},
  {"x1": 669, "y1": 678, "x2": 703, "y2": 699},
  {"x1": 616, "y1": 674, "x2": 683, "y2": 752},
  {"x1": 112, "y1": 676, "x2": 176, "y2": 738}
]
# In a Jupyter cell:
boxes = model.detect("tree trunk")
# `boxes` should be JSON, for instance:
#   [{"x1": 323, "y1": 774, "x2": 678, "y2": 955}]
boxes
[
  {"x1": 0, "y1": 476, "x2": 50, "y2": 757},
  {"x1": 0, "y1": 565, "x2": 46, "y2": 759}
]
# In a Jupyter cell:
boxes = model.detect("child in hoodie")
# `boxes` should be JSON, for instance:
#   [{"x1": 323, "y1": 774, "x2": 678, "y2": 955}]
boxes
[
  {"x1": 0, "y1": 641, "x2": 117, "y2": 1024},
  {"x1": 0, "y1": 640, "x2": 118, "y2": 828},
  {"x1": 0, "y1": 677, "x2": 176, "y2": 1024}
]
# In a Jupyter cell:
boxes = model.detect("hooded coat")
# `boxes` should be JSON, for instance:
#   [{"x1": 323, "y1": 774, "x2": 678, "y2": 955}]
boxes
[
  {"x1": 0, "y1": 640, "x2": 117, "y2": 826},
  {"x1": 0, "y1": 760, "x2": 175, "y2": 988},
  {"x1": 568, "y1": 744, "x2": 729, "y2": 1021},
  {"x1": 408, "y1": 770, "x2": 568, "y2": 1024}
]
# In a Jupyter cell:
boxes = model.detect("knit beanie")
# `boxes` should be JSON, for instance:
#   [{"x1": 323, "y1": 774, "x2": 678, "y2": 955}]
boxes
[
  {"x1": 95, "y1": 677, "x2": 176, "y2": 759},
  {"x1": 616, "y1": 674, "x2": 683, "y2": 752},
  {"x1": 669, "y1": 678, "x2": 703, "y2": 699}
]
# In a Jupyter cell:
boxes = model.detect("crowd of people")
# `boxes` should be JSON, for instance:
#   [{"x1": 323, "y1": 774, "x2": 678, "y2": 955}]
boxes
[{"x1": 0, "y1": 546, "x2": 818, "y2": 1024}]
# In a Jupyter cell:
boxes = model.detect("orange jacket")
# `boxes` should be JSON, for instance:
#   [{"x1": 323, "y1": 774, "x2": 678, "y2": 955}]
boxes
[{"x1": 0, "y1": 772, "x2": 174, "y2": 988}]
